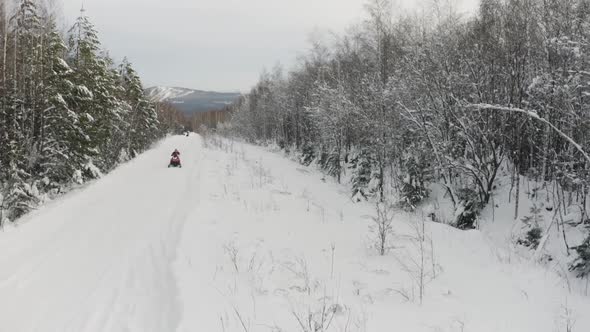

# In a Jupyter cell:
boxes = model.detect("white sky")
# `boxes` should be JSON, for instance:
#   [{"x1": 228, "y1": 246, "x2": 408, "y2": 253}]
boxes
[{"x1": 61, "y1": 0, "x2": 479, "y2": 92}]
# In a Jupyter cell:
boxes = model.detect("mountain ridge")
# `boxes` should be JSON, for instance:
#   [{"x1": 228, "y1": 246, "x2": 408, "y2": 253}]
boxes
[{"x1": 145, "y1": 86, "x2": 241, "y2": 115}]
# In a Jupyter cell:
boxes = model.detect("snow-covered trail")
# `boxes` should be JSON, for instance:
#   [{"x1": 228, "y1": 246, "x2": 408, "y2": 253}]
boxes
[
  {"x1": 1, "y1": 134, "x2": 590, "y2": 332},
  {"x1": 0, "y1": 135, "x2": 201, "y2": 332}
]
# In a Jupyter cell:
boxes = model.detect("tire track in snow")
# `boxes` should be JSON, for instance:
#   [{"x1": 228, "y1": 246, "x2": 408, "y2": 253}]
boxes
[{"x1": 73, "y1": 136, "x2": 204, "y2": 332}]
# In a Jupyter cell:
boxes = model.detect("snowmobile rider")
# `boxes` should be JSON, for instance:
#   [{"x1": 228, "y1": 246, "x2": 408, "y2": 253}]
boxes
[{"x1": 168, "y1": 149, "x2": 182, "y2": 168}]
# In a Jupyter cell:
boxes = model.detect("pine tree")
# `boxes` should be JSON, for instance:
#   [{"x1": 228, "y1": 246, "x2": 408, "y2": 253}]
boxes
[
  {"x1": 119, "y1": 58, "x2": 159, "y2": 158},
  {"x1": 3, "y1": 0, "x2": 42, "y2": 171},
  {"x1": 2, "y1": 166, "x2": 39, "y2": 222},
  {"x1": 36, "y1": 20, "x2": 87, "y2": 186},
  {"x1": 570, "y1": 237, "x2": 590, "y2": 278},
  {"x1": 67, "y1": 10, "x2": 124, "y2": 173},
  {"x1": 0, "y1": 0, "x2": 43, "y2": 223}
]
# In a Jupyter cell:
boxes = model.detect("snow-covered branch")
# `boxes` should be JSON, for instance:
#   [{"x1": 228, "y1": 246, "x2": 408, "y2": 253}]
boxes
[{"x1": 467, "y1": 103, "x2": 590, "y2": 165}]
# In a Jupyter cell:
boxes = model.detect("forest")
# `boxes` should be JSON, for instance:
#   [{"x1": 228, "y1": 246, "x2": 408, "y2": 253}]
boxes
[
  {"x1": 0, "y1": 0, "x2": 184, "y2": 224},
  {"x1": 226, "y1": 0, "x2": 590, "y2": 278}
]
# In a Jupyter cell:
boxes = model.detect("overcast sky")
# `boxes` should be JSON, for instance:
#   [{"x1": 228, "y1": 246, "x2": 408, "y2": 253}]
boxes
[{"x1": 61, "y1": 0, "x2": 479, "y2": 92}]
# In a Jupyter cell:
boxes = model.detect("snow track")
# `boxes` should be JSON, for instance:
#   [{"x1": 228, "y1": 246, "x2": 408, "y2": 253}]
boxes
[{"x1": 0, "y1": 136, "x2": 200, "y2": 332}]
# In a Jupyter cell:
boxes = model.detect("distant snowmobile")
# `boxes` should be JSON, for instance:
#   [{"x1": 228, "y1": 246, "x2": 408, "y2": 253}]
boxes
[{"x1": 168, "y1": 149, "x2": 182, "y2": 168}]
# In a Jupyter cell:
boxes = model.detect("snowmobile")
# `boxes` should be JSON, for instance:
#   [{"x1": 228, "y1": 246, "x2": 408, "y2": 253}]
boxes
[{"x1": 168, "y1": 155, "x2": 182, "y2": 168}]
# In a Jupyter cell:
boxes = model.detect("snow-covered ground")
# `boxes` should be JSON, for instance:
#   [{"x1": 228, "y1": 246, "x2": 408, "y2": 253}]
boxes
[{"x1": 0, "y1": 134, "x2": 589, "y2": 332}]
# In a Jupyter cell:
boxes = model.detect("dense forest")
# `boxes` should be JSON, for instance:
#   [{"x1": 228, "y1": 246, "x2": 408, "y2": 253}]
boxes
[
  {"x1": 226, "y1": 0, "x2": 590, "y2": 277},
  {"x1": 0, "y1": 0, "x2": 183, "y2": 224}
]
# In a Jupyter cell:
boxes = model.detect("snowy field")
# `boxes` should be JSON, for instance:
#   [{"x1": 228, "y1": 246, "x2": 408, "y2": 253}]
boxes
[{"x1": 0, "y1": 134, "x2": 589, "y2": 332}]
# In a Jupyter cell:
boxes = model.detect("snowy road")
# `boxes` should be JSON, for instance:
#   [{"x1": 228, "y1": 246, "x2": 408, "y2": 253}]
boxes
[
  {"x1": 0, "y1": 136, "x2": 200, "y2": 332},
  {"x1": 1, "y1": 134, "x2": 589, "y2": 332}
]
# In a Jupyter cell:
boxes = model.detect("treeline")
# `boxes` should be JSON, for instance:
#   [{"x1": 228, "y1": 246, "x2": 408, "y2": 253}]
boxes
[
  {"x1": 191, "y1": 107, "x2": 230, "y2": 131},
  {"x1": 0, "y1": 0, "x2": 183, "y2": 223},
  {"x1": 228, "y1": 0, "x2": 590, "y2": 276}
]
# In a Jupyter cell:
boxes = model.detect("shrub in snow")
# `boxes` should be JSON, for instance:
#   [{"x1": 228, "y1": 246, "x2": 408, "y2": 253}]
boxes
[
  {"x1": 517, "y1": 205, "x2": 545, "y2": 249},
  {"x1": 367, "y1": 170, "x2": 382, "y2": 197},
  {"x1": 400, "y1": 181, "x2": 429, "y2": 211},
  {"x1": 277, "y1": 138, "x2": 287, "y2": 151},
  {"x1": 291, "y1": 300, "x2": 342, "y2": 332},
  {"x1": 299, "y1": 144, "x2": 315, "y2": 166},
  {"x1": 452, "y1": 188, "x2": 480, "y2": 229},
  {"x1": 570, "y1": 235, "x2": 590, "y2": 278},
  {"x1": 370, "y1": 203, "x2": 395, "y2": 255},
  {"x1": 517, "y1": 227, "x2": 543, "y2": 249},
  {"x1": 84, "y1": 161, "x2": 103, "y2": 179},
  {"x1": 349, "y1": 150, "x2": 373, "y2": 201},
  {"x1": 2, "y1": 169, "x2": 41, "y2": 221},
  {"x1": 72, "y1": 170, "x2": 84, "y2": 184},
  {"x1": 318, "y1": 147, "x2": 341, "y2": 180},
  {"x1": 454, "y1": 201, "x2": 478, "y2": 230},
  {"x1": 118, "y1": 148, "x2": 130, "y2": 163},
  {"x1": 398, "y1": 151, "x2": 431, "y2": 210}
]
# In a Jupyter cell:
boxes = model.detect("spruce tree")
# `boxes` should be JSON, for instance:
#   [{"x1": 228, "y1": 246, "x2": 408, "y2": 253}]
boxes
[
  {"x1": 67, "y1": 10, "x2": 123, "y2": 173},
  {"x1": 37, "y1": 20, "x2": 87, "y2": 186},
  {"x1": 119, "y1": 58, "x2": 159, "y2": 157}
]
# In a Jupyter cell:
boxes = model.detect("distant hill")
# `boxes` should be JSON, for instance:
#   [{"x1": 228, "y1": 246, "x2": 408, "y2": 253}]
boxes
[{"x1": 145, "y1": 86, "x2": 241, "y2": 115}]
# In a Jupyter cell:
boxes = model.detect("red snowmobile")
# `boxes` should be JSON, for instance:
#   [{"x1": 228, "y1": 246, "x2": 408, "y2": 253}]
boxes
[{"x1": 168, "y1": 149, "x2": 182, "y2": 168}]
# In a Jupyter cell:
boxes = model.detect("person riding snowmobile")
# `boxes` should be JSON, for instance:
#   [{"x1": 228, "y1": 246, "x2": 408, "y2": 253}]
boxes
[{"x1": 169, "y1": 149, "x2": 181, "y2": 168}]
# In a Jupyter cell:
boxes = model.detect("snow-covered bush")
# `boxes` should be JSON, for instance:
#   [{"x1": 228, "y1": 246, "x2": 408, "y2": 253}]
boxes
[
  {"x1": 398, "y1": 150, "x2": 431, "y2": 210},
  {"x1": 517, "y1": 205, "x2": 545, "y2": 249},
  {"x1": 399, "y1": 181, "x2": 429, "y2": 211},
  {"x1": 318, "y1": 147, "x2": 341, "y2": 180},
  {"x1": 349, "y1": 150, "x2": 373, "y2": 202},
  {"x1": 299, "y1": 144, "x2": 315, "y2": 167},
  {"x1": 570, "y1": 236, "x2": 590, "y2": 278},
  {"x1": 2, "y1": 169, "x2": 41, "y2": 221},
  {"x1": 452, "y1": 188, "x2": 480, "y2": 230},
  {"x1": 518, "y1": 227, "x2": 543, "y2": 249}
]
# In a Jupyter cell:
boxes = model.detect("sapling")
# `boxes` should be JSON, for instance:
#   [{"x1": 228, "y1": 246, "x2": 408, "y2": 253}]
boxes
[
  {"x1": 224, "y1": 241, "x2": 240, "y2": 273},
  {"x1": 283, "y1": 256, "x2": 315, "y2": 295},
  {"x1": 394, "y1": 214, "x2": 438, "y2": 305},
  {"x1": 370, "y1": 202, "x2": 395, "y2": 256},
  {"x1": 290, "y1": 288, "x2": 341, "y2": 332},
  {"x1": 330, "y1": 242, "x2": 336, "y2": 279},
  {"x1": 559, "y1": 299, "x2": 575, "y2": 332},
  {"x1": 517, "y1": 204, "x2": 544, "y2": 249}
]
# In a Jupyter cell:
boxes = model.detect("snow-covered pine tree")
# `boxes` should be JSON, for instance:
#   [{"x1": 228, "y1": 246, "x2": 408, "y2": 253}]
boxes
[
  {"x1": 67, "y1": 10, "x2": 125, "y2": 173},
  {"x1": 36, "y1": 20, "x2": 87, "y2": 187},
  {"x1": 0, "y1": 0, "x2": 43, "y2": 222},
  {"x1": 119, "y1": 58, "x2": 160, "y2": 158},
  {"x1": 3, "y1": 0, "x2": 41, "y2": 171},
  {"x1": 1, "y1": 166, "x2": 39, "y2": 222},
  {"x1": 570, "y1": 237, "x2": 590, "y2": 278}
]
